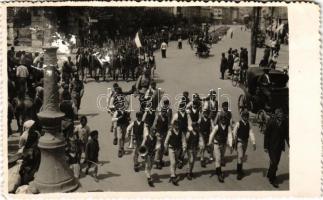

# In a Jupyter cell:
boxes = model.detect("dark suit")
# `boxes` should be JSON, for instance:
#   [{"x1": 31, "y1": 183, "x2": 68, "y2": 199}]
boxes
[
  {"x1": 220, "y1": 57, "x2": 228, "y2": 79},
  {"x1": 264, "y1": 118, "x2": 289, "y2": 182},
  {"x1": 227, "y1": 54, "x2": 234, "y2": 74}
]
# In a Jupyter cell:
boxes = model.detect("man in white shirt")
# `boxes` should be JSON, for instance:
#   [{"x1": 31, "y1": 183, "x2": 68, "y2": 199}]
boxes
[
  {"x1": 16, "y1": 63, "x2": 29, "y2": 98},
  {"x1": 160, "y1": 41, "x2": 167, "y2": 58},
  {"x1": 208, "y1": 112, "x2": 233, "y2": 183}
]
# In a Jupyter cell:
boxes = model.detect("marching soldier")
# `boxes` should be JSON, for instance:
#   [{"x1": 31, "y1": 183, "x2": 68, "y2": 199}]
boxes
[
  {"x1": 232, "y1": 110, "x2": 256, "y2": 180},
  {"x1": 208, "y1": 112, "x2": 233, "y2": 183},
  {"x1": 126, "y1": 111, "x2": 147, "y2": 172},
  {"x1": 112, "y1": 102, "x2": 130, "y2": 158},
  {"x1": 164, "y1": 119, "x2": 187, "y2": 186},
  {"x1": 185, "y1": 122, "x2": 202, "y2": 180},
  {"x1": 199, "y1": 109, "x2": 213, "y2": 168},
  {"x1": 141, "y1": 124, "x2": 158, "y2": 187}
]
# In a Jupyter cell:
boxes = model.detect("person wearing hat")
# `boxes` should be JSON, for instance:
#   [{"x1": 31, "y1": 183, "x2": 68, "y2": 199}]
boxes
[
  {"x1": 185, "y1": 122, "x2": 202, "y2": 180},
  {"x1": 198, "y1": 108, "x2": 213, "y2": 168},
  {"x1": 164, "y1": 119, "x2": 187, "y2": 186},
  {"x1": 264, "y1": 108, "x2": 289, "y2": 188},
  {"x1": 126, "y1": 111, "x2": 148, "y2": 172},
  {"x1": 208, "y1": 112, "x2": 233, "y2": 183},
  {"x1": 140, "y1": 121, "x2": 158, "y2": 187},
  {"x1": 232, "y1": 110, "x2": 256, "y2": 180},
  {"x1": 85, "y1": 130, "x2": 100, "y2": 182},
  {"x1": 152, "y1": 107, "x2": 170, "y2": 169},
  {"x1": 112, "y1": 101, "x2": 130, "y2": 158}
]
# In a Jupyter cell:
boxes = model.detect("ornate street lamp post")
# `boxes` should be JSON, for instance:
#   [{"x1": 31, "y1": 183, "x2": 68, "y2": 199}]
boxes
[{"x1": 30, "y1": 46, "x2": 78, "y2": 193}]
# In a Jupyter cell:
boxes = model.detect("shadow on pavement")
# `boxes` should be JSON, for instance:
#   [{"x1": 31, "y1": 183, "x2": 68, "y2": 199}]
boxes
[
  {"x1": 78, "y1": 112, "x2": 100, "y2": 118},
  {"x1": 276, "y1": 173, "x2": 289, "y2": 184},
  {"x1": 97, "y1": 171, "x2": 121, "y2": 180}
]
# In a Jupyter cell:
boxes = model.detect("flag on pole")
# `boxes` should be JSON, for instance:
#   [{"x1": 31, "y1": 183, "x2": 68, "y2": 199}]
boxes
[{"x1": 134, "y1": 32, "x2": 142, "y2": 48}]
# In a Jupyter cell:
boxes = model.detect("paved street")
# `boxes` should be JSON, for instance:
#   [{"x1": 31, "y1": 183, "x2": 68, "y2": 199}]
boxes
[{"x1": 74, "y1": 25, "x2": 289, "y2": 191}]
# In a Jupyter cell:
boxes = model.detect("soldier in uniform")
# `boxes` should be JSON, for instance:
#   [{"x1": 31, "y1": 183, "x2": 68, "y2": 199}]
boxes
[
  {"x1": 232, "y1": 110, "x2": 256, "y2": 180},
  {"x1": 164, "y1": 119, "x2": 187, "y2": 186},
  {"x1": 208, "y1": 112, "x2": 233, "y2": 183}
]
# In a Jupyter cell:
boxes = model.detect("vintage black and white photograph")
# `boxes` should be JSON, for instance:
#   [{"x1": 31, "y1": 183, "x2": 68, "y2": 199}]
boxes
[{"x1": 6, "y1": 6, "x2": 289, "y2": 193}]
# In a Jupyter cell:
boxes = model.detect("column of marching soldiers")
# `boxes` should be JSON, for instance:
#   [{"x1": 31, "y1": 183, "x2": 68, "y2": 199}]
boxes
[{"x1": 107, "y1": 80, "x2": 256, "y2": 187}]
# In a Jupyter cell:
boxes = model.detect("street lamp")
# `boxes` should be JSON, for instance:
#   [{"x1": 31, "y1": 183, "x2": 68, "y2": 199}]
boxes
[{"x1": 30, "y1": 46, "x2": 78, "y2": 193}]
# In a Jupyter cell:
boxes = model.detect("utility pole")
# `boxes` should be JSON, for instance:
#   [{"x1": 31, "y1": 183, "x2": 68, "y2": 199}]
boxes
[{"x1": 250, "y1": 7, "x2": 261, "y2": 65}]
